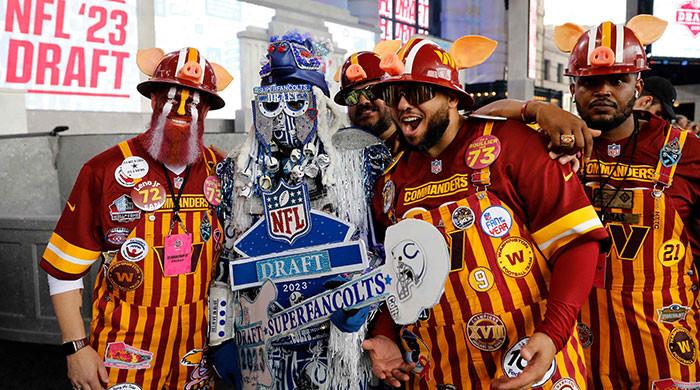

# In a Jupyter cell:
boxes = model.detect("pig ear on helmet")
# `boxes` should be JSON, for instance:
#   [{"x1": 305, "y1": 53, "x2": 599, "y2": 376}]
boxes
[
  {"x1": 553, "y1": 23, "x2": 586, "y2": 53},
  {"x1": 373, "y1": 40, "x2": 402, "y2": 57},
  {"x1": 210, "y1": 62, "x2": 233, "y2": 91},
  {"x1": 137, "y1": 48, "x2": 165, "y2": 77},
  {"x1": 626, "y1": 14, "x2": 667, "y2": 46},
  {"x1": 449, "y1": 35, "x2": 498, "y2": 69}
]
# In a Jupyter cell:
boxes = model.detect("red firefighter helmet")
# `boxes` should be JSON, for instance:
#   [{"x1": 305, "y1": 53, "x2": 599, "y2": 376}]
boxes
[
  {"x1": 137, "y1": 47, "x2": 231, "y2": 110},
  {"x1": 375, "y1": 38, "x2": 473, "y2": 110},
  {"x1": 333, "y1": 51, "x2": 384, "y2": 105}
]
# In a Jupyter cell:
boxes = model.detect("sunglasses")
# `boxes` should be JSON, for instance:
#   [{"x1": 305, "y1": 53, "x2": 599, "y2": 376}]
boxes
[
  {"x1": 344, "y1": 87, "x2": 377, "y2": 106},
  {"x1": 378, "y1": 84, "x2": 439, "y2": 107}
]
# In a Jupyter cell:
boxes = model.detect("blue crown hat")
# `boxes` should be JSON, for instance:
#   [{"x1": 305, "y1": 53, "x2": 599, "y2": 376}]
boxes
[{"x1": 260, "y1": 32, "x2": 330, "y2": 97}]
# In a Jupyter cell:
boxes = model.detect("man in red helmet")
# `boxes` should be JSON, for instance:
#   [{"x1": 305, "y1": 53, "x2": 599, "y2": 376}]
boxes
[
  {"x1": 41, "y1": 47, "x2": 232, "y2": 390},
  {"x1": 362, "y1": 37, "x2": 607, "y2": 389},
  {"x1": 335, "y1": 51, "x2": 400, "y2": 153},
  {"x1": 481, "y1": 16, "x2": 700, "y2": 388}
]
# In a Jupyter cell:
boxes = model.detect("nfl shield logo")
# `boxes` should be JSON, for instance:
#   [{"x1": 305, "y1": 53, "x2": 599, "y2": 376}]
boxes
[
  {"x1": 607, "y1": 143, "x2": 621, "y2": 158},
  {"x1": 431, "y1": 159, "x2": 443, "y2": 174},
  {"x1": 262, "y1": 181, "x2": 312, "y2": 244}
]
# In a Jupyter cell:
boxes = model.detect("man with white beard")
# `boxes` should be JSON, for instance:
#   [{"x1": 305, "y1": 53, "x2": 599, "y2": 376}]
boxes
[{"x1": 40, "y1": 47, "x2": 232, "y2": 390}]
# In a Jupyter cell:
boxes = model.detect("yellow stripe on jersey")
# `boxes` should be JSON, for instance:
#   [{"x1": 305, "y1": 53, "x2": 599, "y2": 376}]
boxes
[
  {"x1": 531, "y1": 206, "x2": 603, "y2": 257},
  {"x1": 118, "y1": 140, "x2": 134, "y2": 158},
  {"x1": 654, "y1": 126, "x2": 688, "y2": 187},
  {"x1": 43, "y1": 233, "x2": 101, "y2": 273}
]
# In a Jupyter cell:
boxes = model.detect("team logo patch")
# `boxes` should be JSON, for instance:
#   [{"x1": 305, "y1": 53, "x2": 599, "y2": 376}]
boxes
[
  {"x1": 203, "y1": 175, "x2": 222, "y2": 206},
  {"x1": 468, "y1": 267, "x2": 495, "y2": 292},
  {"x1": 667, "y1": 327, "x2": 697, "y2": 365},
  {"x1": 200, "y1": 212, "x2": 212, "y2": 242},
  {"x1": 120, "y1": 156, "x2": 149, "y2": 179},
  {"x1": 130, "y1": 180, "x2": 167, "y2": 212},
  {"x1": 466, "y1": 135, "x2": 501, "y2": 169},
  {"x1": 658, "y1": 304, "x2": 690, "y2": 324},
  {"x1": 181, "y1": 348, "x2": 204, "y2": 366},
  {"x1": 660, "y1": 137, "x2": 682, "y2": 168},
  {"x1": 480, "y1": 205, "x2": 512, "y2": 238},
  {"x1": 496, "y1": 237, "x2": 535, "y2": 278},
  {"x1": 431, "y1": 159, "x2": 443, "y2": 174},
  {"x1": 503, "y1": 338, "x2": 557, "y2": 386},
  {"x1": 106, "y1": 227, "x2": 130, "y2": 246},
  {"x1": 577, "y1": 322, "x2": 594, "y2": 348},
  {"x1": 121, "y1": 238, "x2": 148, "y2": 262},
  {"x1": 107, "y1": 261, "x2": 143, "y2": 291},
  {"x1": 451, "y1": 206, "x2": 475, "y2": 230},
  {"x1": 109, "y1": 195, "x2": 141, "y2": 223},
  {"x1": 114, "y1": 165, "x2": 137, "y2": 188},
  {"x1": 607, "y1": 143, "x2": 621, "y2": 158},
  {"x1": 400, "y1": 327, "x2": 431, "y2": 378},
  {"x1": 382, "y1": 180, "x2": 396, "y2": 213},
  {"x1": 262, "y1": 181, "x2": 311, "y2": 244},
  {"x1": 658, "y1": 239, "x2": 686, "y2": 267},
  {"x1": 552, "y1": 378, "x2": 579, "y2": 390},
  {"x1": 466, "y1": 313, "x2": 507, "y2": 352},
  {"x1": 107, "y1": 384, "x2": 142, "y2": 390},
  {"x1": 652, "y1": 378, "x2": 700, "y2": 390},
  {"x1": 105, "y1": 342, "x2": 152, "y2": 369}
]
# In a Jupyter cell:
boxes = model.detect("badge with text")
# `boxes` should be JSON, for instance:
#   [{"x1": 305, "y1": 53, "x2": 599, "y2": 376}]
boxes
[
  {"x1": 203, "y1": 175, "x2": 222, "y2": 206},
  {"x1": 668, "y1": 327, "x2": 697, "y2": 365},
  {"x1": 480, "y1": 205, "x2": 512, "y2": 238},
  {"x1": 114, "y1": 165, "x2": 138, "y2": 188},
  {"x1": 466, "y1": 312, "x2": 507, "y2": 352},
  {"x1": 658, "y1": 304, "x2": 690, "y2": 324},
  {"x1": 107, "y1": 261, "x2": 143, "y2": 291},
  {"x1": 104, "y1": 342, "x2": 153, "y2": 370},
  {"x1": 120, "y1": 156, "x2": 149, "y2": 179},
  {"x1": 451, "y1": 206, "x2": 475, "y2": 230},
  {"x1": 496, "y1": 237, "x2": 535, "y2": 278},
  {"x1": 106, "y1": 227, "x2": 130, "y2": 246},
  {"x1": 130, "y1": 180, "x2": 166, "y2": 212},
  {"x1": 164, "y1": 233, "x2": 193, "y2": 276},
  {"x1": 502, "y1": 337, "x2": 556, "y2": 386},
  {"x1": 109, "y1": 195, "x2": 142, "y2": 223},
  {"x1": 120, "y1": 238, "x2": 148, "y2": 262},
  {"x1": 658, "y1": 239, "x2": 686, "y2": 267},
  {"x1": 466, "y1": 135, "x2": 501, "y2": 169},
  {"x1": 262, "y1": 181, "x2": 312, "y2": 244},
  {"x1": 552, "y1": 378, "x2": 579, "y2": 390},
  {"x1": 468, "y1": 267, "x2": 495, "y2": 292}
]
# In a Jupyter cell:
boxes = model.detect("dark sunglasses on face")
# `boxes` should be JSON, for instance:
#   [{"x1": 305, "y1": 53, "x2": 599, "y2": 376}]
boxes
[
  {"x1": 379, "y1": 84, "x2": 439, "y2": 107},
  {"x1": 344, "y1": 87, "x2": 377, "y2": 106}
]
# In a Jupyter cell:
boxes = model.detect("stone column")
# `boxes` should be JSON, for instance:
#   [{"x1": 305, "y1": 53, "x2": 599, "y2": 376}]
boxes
[{"x1": 507, "y1": 0, "x2": 535, "y2": 100}]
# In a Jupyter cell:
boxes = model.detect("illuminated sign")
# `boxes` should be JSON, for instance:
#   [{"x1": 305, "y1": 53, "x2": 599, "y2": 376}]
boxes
[
  {"x1": 0, "y1": 0, "x2": 140, "y2": 112},
  {"x1": 652, "y1": 0, "x2": 700, "y2": 58}
]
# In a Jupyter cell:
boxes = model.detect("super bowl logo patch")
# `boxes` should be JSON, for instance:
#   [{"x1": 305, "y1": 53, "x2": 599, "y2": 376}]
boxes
[
  {"x1": 104, "y1": 342, "x2": 153, "y2": 370},
  {"x1": 107, "y1": 261, "x2": 143, "y2": 291},
  {"x1": 451, "y1": 206, "x2": 475, "y2": 230},
  {"x1": 496, "y1": 237, "x2": 535, "y2": 278},
  {"x1": 502, "y1": 337, "x2": 556, "y2": 386},
  {"x1": 109, "y1": 195, "x2": 141, "y2": 223},
  {"x1": 465, "y1": 312, "x2": 507, "y2": 352},
  {"x1": 660, "y1": 137, "x2": 682, "y2": 168},
  {"x1": 382, "y1": 180, "x2": 396, "y2": 214},
  {"x1": 658, "y1": 304, "x2": 690, "y2": 324},
  {"x1": 552, "y1": 378, "x2": 579, "y2": 390},
  {"x1": 667, "y1": 327, "x2": 697, "y2": 365},
  {"x1": 577, "y1": 322, "x2": 594, "y2": 348},
  {"x1": 262, "y1": 181, "x2": 311, "y2": 244},
  {"x1": 480, "y1": 205, "x2": 512, "y2": 238}
]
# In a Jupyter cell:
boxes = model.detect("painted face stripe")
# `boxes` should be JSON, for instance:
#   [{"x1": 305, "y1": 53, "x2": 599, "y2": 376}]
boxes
[
  {"x1": 177, "y1": 88, "x2": 190, "y2": 116},
  {"x1": 602, "y1": 21, "x2": 612, "y2": 49},
  {"x1": 615, "y1": 24, "x2": 624, "y2": 63},
  {"x1": 404, "y1": 39, "x2": 433, "y2": 75},
  {"x1": 586, "y1": 27, "x2": 598, "y2": 66},
  {"x1": 168, "y1": 86, "x2": 177, "y2": 99},
  {"x1": 175, "y1": 47, "x2": 188, "y2": 76}
]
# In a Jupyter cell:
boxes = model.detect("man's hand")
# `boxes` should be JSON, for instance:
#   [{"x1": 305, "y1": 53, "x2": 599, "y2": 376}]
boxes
[
  {"x1": 534, "y1": 103, "x2": 601, "y2": 162},
  {"x1": 491, "y1": 332, "x2": 557, "y2": 390},
  {"x1": 362, "y1": 335, "x2": 415, "y2": 388},
  {"x1": 67, "y1": 346, "x2": 109, "y2": 390}
]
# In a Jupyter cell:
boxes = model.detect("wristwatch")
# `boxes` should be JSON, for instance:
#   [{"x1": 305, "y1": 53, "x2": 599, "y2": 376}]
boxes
[{"x1": 61, "y1": 338, "x2": 88, "y2": 356}]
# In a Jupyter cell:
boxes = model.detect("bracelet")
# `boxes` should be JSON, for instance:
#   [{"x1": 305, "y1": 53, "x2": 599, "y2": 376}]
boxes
[
  {"x1": 520, "y1": 100, "x2": 537, "y2": 124},
  {"x1": 61, "y1": 337, "x2": 89, "y2": 356}
]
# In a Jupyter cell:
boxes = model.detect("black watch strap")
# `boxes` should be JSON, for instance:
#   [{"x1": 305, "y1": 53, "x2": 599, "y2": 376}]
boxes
[{"x1": 61, "y1": 338, "x2": 88, "y2": 356}]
